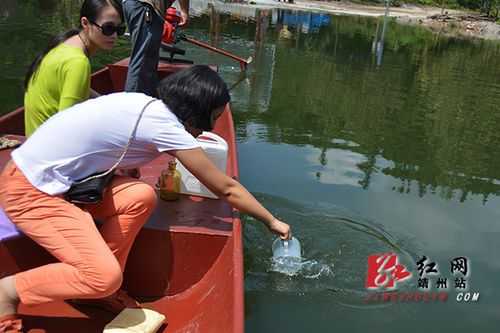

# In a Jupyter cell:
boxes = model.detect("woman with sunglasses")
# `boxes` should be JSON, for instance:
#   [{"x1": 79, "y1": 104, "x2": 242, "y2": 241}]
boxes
[
  {"x1": 23, "y1": 0, "x2": 126, "y2": 137},
  {"x1": 0, "y1": 66, "x2": 291, "y2": 331}
]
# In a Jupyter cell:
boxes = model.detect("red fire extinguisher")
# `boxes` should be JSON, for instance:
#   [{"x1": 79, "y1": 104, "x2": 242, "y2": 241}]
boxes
[
  {"x1": 160, "y1": 7, "x2": 252, "y2": 70},
  {"x1": 162, "y1": 7, "x2": 181, "y2": 44}
]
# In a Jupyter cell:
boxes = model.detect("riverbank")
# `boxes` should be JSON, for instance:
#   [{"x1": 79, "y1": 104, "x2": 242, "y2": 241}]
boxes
[{"x1": 251, "y1": 0, "x2": 500, "y2": 40}]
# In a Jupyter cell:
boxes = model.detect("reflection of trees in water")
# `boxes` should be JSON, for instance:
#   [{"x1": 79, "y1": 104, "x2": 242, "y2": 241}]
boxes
[
  {"x1": 208, "y1": 3, "x2": 221, "y2": 46},
  {"x1": 1, "y1": 0, "x2": 83, "y2": 61},
  {"x1": 0, "y1": 0, "x2": 85, "y2": 114},
  {"x1": 252, "y1": 15, "x2": 500, "y2": 203},
  {"x1": 1, "y1": 0, "x2": 79, "y2": 19},
  {"x1": 39, "y1": 0, "x2": 59, "y2": 12},
  {"x1": 0, "y1": 0, "x2": 17, "y2": 18}
]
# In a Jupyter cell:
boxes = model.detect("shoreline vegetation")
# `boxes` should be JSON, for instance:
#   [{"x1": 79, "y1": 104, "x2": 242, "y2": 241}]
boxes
[{"x1": 252, "y1": 0, "x2": 500, "y2": 40}]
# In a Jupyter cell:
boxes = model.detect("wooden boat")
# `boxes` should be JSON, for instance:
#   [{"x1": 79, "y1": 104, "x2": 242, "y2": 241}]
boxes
[{"x1": 0, "y1": 58, "x2": 244, "y2": 332}]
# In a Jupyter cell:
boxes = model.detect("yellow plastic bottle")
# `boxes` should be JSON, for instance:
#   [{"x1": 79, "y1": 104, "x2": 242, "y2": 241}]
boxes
[{"x1": 159, "y1": 159, "x2": 181, "y2": 201}]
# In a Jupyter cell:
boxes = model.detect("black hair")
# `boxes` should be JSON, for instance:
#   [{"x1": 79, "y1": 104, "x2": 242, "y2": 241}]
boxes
[
  {"x1": 24, "y1": 0, "x2": 123, "y2": 90},
  {"x1": 157, "y1": 65, "x2": 231, "y2": 131}
]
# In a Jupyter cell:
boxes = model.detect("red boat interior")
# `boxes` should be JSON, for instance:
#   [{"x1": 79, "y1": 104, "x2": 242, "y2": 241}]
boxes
[{"x1": 0, "y1": 59, "x2": 244, "y2": 332}]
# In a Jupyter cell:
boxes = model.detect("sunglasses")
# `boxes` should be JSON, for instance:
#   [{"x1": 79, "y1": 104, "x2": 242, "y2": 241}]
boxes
[{"x1": 90, "y1": 21, "x2": 126, "y2": 36}]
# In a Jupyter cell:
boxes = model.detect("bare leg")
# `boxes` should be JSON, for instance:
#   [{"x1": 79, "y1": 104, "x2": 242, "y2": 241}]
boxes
[{"x1": 0, "y1": 276, "x2": 19, "y2": 317}]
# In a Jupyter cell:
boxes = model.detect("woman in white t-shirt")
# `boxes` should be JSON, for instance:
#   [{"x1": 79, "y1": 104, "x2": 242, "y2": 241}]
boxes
[{"x1": 0, "y1": 65, "x2": 290, "y2": 328}]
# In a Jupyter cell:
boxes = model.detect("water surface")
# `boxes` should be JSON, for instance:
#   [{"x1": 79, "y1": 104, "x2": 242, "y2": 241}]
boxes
[{"x1": 1, "y1": 1, "x2": 500, "y2": 332}]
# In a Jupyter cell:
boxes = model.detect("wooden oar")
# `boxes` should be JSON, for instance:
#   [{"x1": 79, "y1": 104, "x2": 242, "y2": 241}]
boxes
[
  {"x1": 180, "y1": 35, "x2": 253, "y2": 71},
  {"x1": 125, "y1": 31, "x2": 252, "y2": 71}
]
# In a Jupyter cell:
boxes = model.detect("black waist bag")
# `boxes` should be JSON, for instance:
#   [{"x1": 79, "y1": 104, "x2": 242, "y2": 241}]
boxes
[
  {"x1": 64, "y1": 99, "x2": 156, "y2": 205},
  {"x1": 65, "y1": 171, "x2": 115, "y2": 204}
]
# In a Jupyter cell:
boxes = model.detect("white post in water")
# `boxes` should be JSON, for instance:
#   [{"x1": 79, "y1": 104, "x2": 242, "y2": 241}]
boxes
[{"x1": 376, "y1": 0, "x2": 390, "y2": 66}]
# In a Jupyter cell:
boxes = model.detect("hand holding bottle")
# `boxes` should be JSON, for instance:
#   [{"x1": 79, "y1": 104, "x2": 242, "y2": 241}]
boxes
[{"x1": 268, "y1": 218, "x2": 291, "y2": 240}]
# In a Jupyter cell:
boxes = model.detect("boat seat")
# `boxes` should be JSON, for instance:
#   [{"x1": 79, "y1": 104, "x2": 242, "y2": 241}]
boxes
[
  {"x1": 0, "y1": 207, "x2": 21, "y2": 242},
  {"x1": 0, "y1": 146, "x2": 233, "y2": 244}
]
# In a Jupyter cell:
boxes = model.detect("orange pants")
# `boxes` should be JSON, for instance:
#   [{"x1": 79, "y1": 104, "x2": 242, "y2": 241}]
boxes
[{"x1": 0, "y1": 162, "x2": 157, "y2": 305}]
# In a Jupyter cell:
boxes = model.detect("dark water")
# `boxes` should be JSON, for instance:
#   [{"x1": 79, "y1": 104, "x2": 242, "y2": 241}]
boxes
[{"x1": 2, "y1": 1, "x2": 500, "y2": 332}]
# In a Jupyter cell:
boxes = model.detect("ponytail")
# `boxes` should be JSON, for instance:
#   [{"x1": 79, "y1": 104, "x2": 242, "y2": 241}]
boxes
[{"x1": 24, "y1": 29, "x2": 80, "y2": 90}]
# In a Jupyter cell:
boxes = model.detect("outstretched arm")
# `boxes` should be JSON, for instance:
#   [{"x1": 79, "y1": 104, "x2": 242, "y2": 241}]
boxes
[
  {"x1": 177, "y1": 0, "x2": 189, "y2": 26},
  {"x1": 172, "y1": 148, "x2": 291, "y2": 239}
]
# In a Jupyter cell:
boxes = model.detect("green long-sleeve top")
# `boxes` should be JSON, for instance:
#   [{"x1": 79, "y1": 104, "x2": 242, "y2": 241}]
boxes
[{"x1": 24, "y1": 43, "x2": 90, "y2": 137}]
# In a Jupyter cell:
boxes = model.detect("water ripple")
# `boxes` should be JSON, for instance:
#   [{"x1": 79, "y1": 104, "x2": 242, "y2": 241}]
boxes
[{"x1": 244, "y1": 193, "x2": 417, "y2": 308}]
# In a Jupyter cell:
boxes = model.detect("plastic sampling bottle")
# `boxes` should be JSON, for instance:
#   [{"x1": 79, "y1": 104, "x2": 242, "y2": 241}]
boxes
[
  {"x1": 159, "y1": 159, "x2": 181, "y2": 201},
  {"x1": 272, "y1": 237, "x2": 301, "y2": 259}
]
